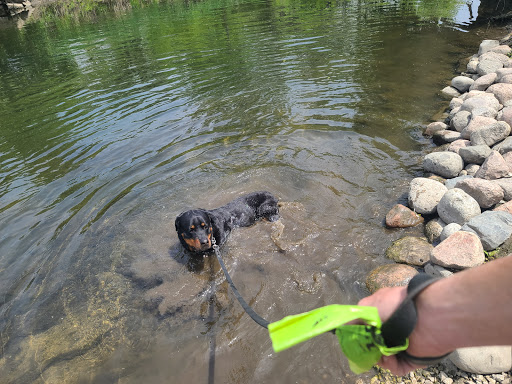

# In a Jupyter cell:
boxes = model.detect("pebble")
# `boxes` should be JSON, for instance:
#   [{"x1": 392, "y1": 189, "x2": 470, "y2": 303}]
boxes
[{"x1": 370, "y1": 363, "x2": 511, "y2": 384}]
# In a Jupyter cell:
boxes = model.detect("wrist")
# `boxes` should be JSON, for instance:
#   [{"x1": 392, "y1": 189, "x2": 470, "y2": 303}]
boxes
[{"x1": 407, "y1": 278, "x2": 460, "y2": 358}]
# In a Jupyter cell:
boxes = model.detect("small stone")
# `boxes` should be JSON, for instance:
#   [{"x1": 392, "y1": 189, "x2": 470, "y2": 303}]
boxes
[
  {"x1": 448, "y1": 139, "x2": 472, "y2": 154},
  {"x1": 424, "y1": 217, "x2": 446, "y2": 243},
  {"x1": 452, "y1": 76, "x2": 475, "y2": 93},
  {"x1": 425, "y1": 121, "x2": 448, "y2": 136},
  {"x1": 440, "y1": 222, "x2": 462, "y2": 241},
  {"x1": 433, "y1": 130, "x2": 463, "y2": 145},
  {"x1": 442, "y1": 86, "x2": 461, "y2": 98}
]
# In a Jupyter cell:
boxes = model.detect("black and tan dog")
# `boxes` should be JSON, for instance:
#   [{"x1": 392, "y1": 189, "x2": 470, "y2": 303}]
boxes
[{"x1": 175, "y1": 191, "x2": 279, "y2": 253}]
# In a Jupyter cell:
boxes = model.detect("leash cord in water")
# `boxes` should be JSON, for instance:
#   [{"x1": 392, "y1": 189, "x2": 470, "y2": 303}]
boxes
[{"x1": 211, "y1": 238, "x2": 270, "y2": 329}]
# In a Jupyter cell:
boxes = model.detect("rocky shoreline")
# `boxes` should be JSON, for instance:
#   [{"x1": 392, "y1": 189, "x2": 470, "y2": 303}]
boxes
[{"x1": 367, "y1": 37, "x2": 512, "y2": 383}]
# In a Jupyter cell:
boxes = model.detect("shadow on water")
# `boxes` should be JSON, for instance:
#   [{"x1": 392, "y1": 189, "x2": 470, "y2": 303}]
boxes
[{"x1": 0, "y1": 0, "x2": 510, "y2": 382}]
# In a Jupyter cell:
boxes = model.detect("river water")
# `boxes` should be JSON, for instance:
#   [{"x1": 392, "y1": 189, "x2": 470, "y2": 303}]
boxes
[{"x1": 0, "y1": 0, "x2": 506, "y2": 382}]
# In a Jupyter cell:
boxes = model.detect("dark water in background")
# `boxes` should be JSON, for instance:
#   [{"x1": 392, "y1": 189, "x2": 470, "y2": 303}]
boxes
[{"x1": 0, "y1": 0, "x2": 507, "y2": 382}]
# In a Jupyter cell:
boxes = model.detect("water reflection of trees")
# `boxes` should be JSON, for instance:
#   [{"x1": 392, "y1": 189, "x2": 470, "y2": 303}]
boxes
[{"x1": 0, "y1": 0, "x2": 504, "y2": 195}]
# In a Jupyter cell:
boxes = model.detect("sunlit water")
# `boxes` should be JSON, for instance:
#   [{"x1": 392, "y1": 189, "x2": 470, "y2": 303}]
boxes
[{"x1": 0, "y1": 0, "x2": 506, "y2": 382}]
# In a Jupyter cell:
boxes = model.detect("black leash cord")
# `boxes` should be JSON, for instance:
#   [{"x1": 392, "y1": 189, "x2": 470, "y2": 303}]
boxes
[{"x1": 212, "y1": 240, "x2": 270, "y2": 329}]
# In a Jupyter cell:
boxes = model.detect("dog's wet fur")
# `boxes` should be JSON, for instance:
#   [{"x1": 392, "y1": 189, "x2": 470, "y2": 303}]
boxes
[{"x1": 175, "y1": 191, "x2": 279, "y2": 253}]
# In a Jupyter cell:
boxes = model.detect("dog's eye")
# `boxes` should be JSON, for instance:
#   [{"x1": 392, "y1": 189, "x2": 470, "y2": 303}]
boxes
[
  {"x1": 201, "y1": 223, "x2": 205, "y2": 227},
  {"x1": 190, "y1": 225, "x2": 195, "y2": 230}
]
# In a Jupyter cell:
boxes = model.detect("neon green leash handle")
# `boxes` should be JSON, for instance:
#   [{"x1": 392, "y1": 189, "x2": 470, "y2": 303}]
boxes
[
  {"x1": 268, "y1": 275, "x2": 444, "y2": 374},
  {"x1": 268, "y1": 305, "x2": 408, "y2": 374}
]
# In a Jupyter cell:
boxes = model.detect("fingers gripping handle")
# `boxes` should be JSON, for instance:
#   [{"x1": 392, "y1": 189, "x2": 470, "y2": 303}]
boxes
[{"x1": 381, "y1": 273, "x2": 451, "y2": 365}]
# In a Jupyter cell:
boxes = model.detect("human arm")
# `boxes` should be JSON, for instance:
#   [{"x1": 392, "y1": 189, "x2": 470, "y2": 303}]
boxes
[{"x1": 358, "y1": 255, "x2": 512, "y2": 376}]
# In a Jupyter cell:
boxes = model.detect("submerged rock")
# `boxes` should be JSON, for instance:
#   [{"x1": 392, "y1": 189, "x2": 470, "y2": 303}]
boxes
[
  {"x1": 385, "y1": 204, "x2": 424, "y2": 228},
  {"x1": 365, "y1": 264, "x2": 418, "y2": 293},
  {"x1": 385, "y1": 236, "x2": 432, "y2": 266}
]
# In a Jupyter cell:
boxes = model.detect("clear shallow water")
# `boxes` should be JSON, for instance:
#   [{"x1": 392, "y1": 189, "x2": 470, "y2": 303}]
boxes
[{"x1": 0, "y1": 0, "x2": 506, "y2": 382}]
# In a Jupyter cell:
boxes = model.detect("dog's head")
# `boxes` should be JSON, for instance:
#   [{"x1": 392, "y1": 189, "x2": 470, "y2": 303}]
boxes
[{"x1": 175, "y1": 209, "x2": 214, "y2": 253}]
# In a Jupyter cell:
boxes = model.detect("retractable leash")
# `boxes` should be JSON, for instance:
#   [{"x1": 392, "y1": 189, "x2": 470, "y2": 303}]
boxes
[{"x1": 211, "y1": 237, "x2": 448, "y2": 374}]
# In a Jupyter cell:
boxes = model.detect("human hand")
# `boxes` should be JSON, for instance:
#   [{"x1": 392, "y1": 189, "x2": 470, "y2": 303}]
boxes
[{"x1": 358, "y1": 286, "x2": 428, "y2": 376}]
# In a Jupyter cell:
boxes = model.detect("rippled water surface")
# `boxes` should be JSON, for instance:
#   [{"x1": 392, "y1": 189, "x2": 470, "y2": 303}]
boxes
[{"x1": 0, "y1": 0, "x2": 506, "y2": 382}]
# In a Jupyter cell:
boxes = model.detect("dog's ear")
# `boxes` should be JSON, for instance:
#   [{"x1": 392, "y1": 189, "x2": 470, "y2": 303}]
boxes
[{"x1": 175, "y1": 211, "x2": 186, "y2": 232}]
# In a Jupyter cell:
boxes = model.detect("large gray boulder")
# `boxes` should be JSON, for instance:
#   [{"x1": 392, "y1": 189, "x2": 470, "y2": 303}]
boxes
[
  {"x1": 477, "y1": 54, "x2": 504, "y2": 76},
  {"x1": 423, "y1": 152, "x2": 464, "y2": 179},
  {"x1": 437, "y1": 188, "x2": 481, "y2": 225},
  {"x1": 461, "y1": 210, "x2": 512, "y2": 250}
]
